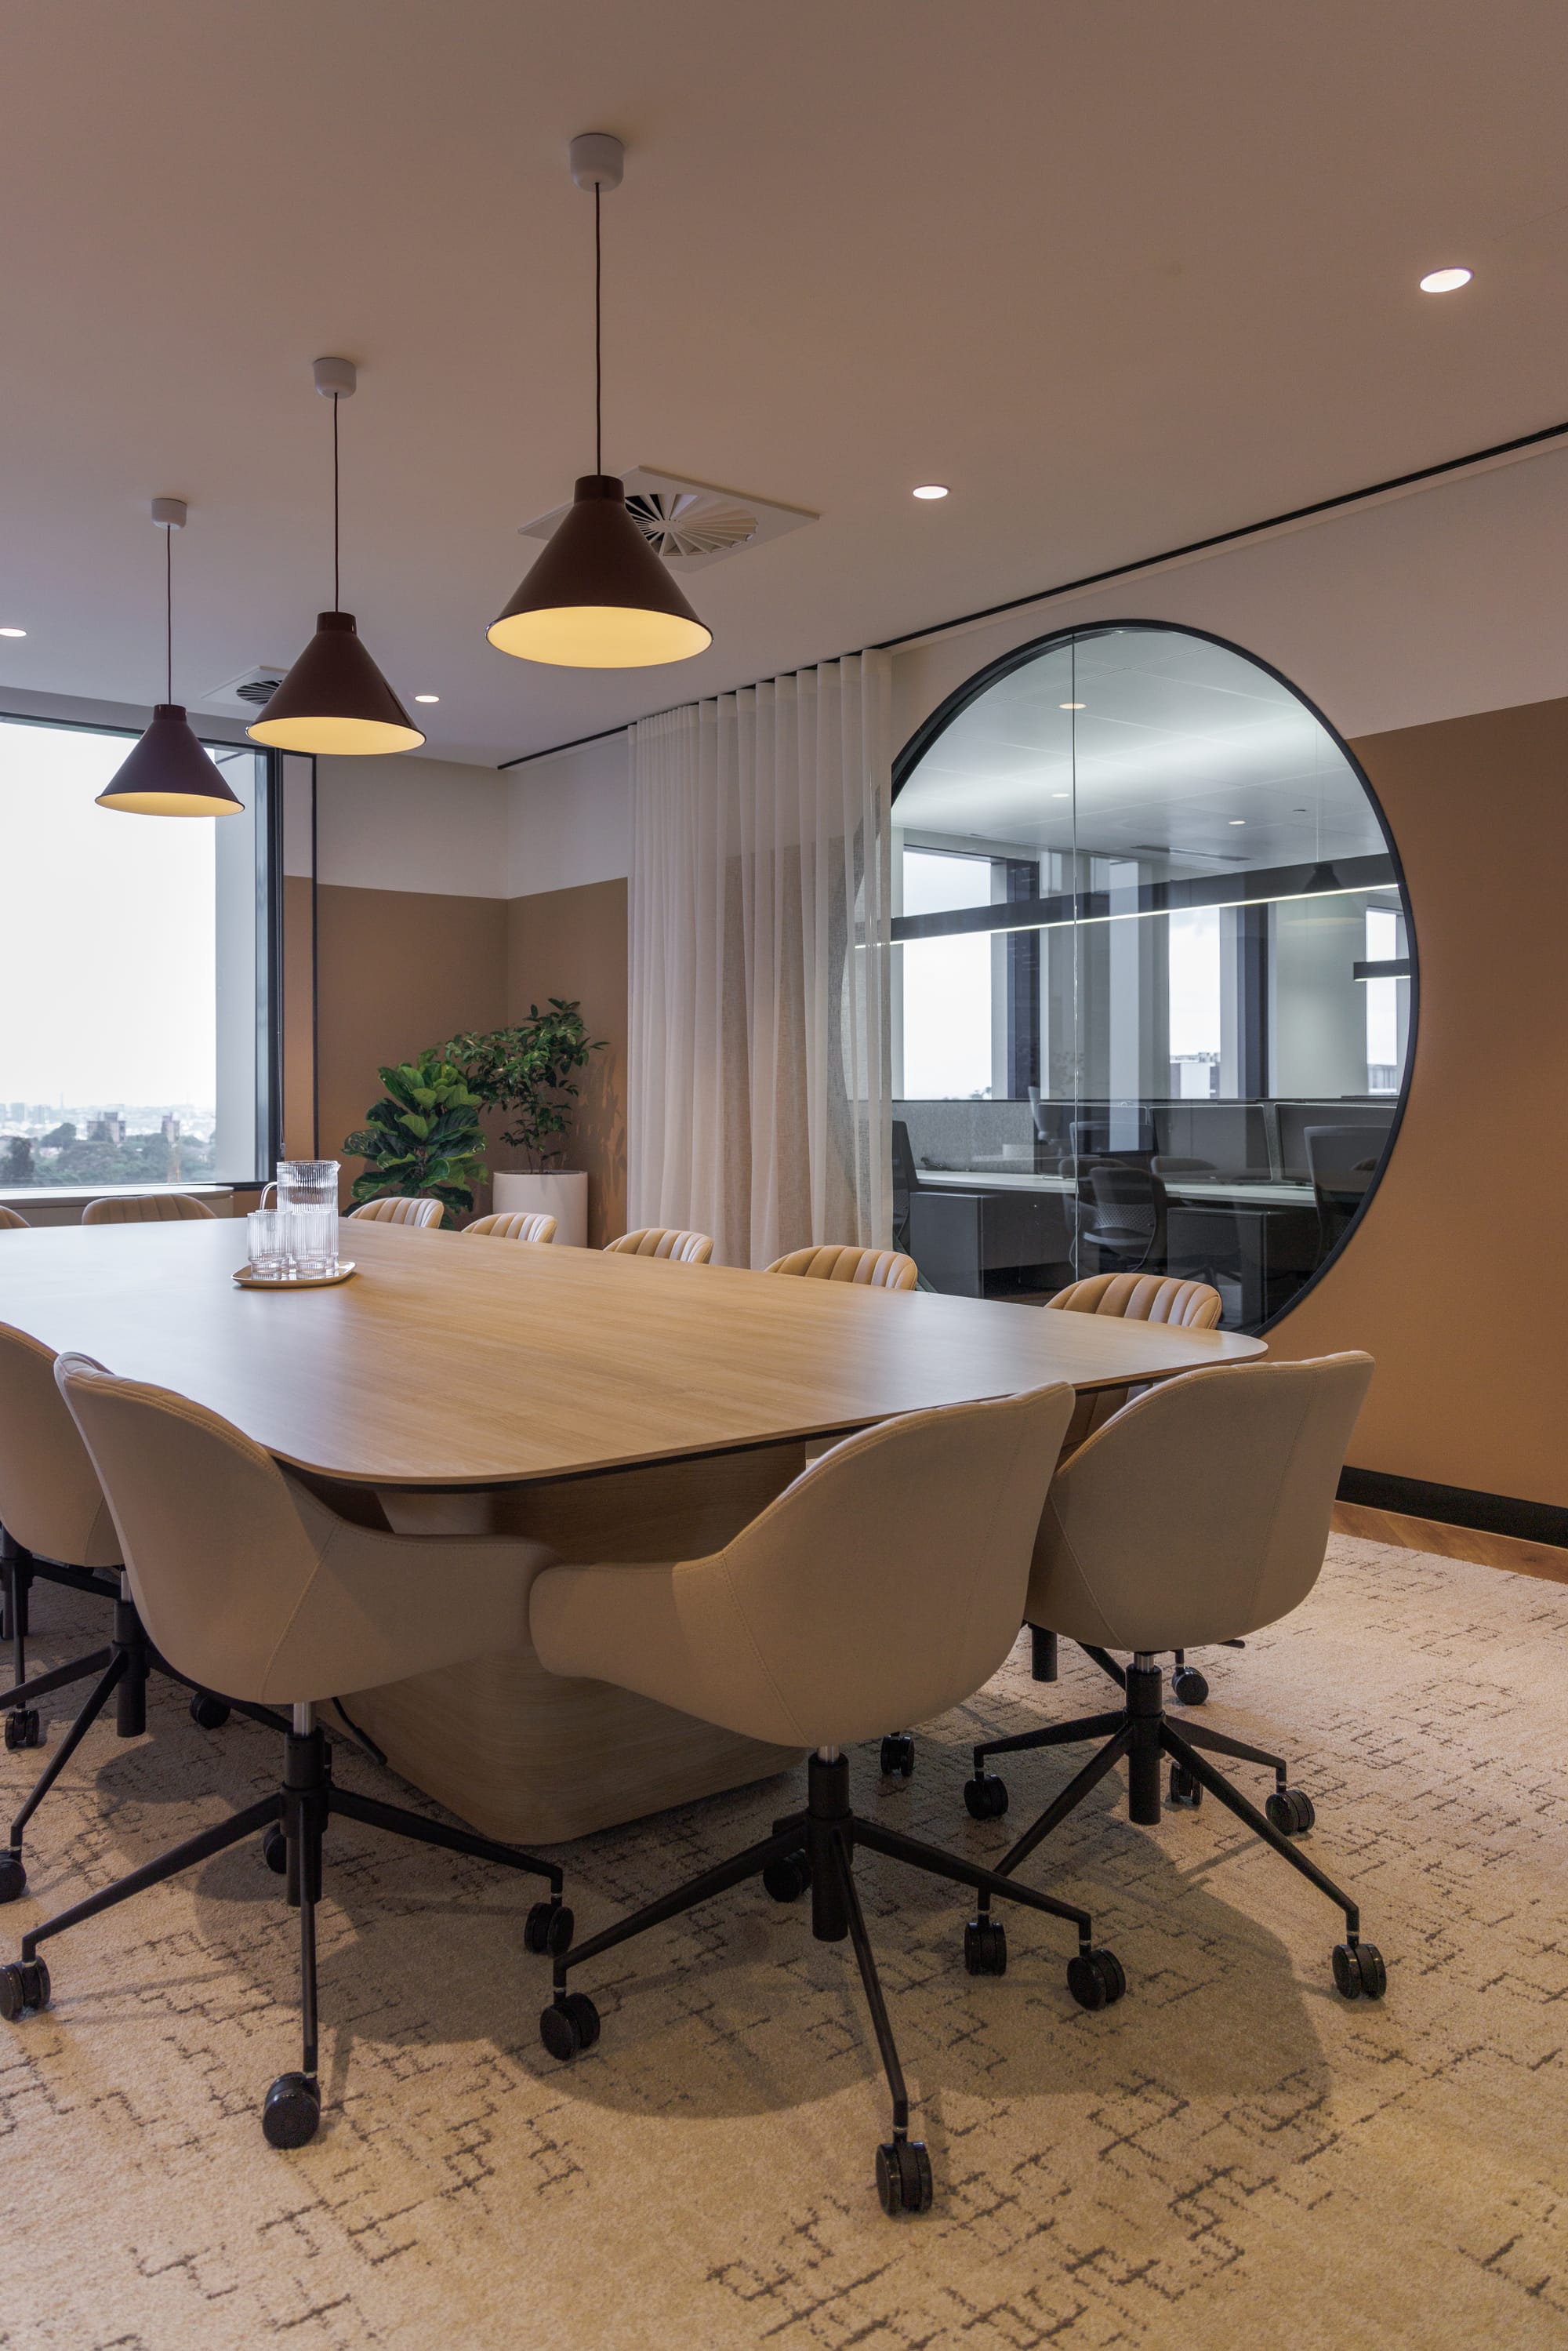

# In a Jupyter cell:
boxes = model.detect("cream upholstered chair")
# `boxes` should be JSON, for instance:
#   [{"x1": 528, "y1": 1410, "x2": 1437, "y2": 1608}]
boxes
[
  {"x1": 963, "y1": 1353, "x2": 1387, "y2": 2004},
  {"x1": 1038, "y1": 1270, "x2": 1226, "y2": 1706},
  {"x1": 2, "y1": 1356, "x2": 572, "y2": 2151},
  {"x1": 465, "y1": 1210, "x2": 557, "y2": 1244},
  {"x1": 346, "y1": 1194, "x2": 444, "y2": 1229},
  {"x1": 604, "y1": 1226, "x2": 713, "y2": 1263},
  {"x1": 81, "y1": 1193, "x2": 215, "y2": 1226},
  {"x1": 0, "y1": 1208, "x2": 29, "y2": 1230},
  {"x1": 0, "y1": 1324, "x2": 242, "y2": 1905},
  {"x1": 766, "y1": 1244, "x2": 918, "y2": 1291},
  {"x1": 530, "y1": 1382, "x2": 1126, "y2": 2218}
]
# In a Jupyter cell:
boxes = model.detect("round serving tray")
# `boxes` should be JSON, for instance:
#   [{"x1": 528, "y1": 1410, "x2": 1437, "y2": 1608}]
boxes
[{"x1": 232, "y1": 1261, "x2": 357, "y2": 1291}]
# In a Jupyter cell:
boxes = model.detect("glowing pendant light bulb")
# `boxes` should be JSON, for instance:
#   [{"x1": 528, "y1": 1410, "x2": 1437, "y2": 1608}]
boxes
[
  {"x1": 97, "y1": 500, "x2": 243, "y2": 817},
  {"x1": 488, "y1": 134, "x2": 711, "y2": 670}
]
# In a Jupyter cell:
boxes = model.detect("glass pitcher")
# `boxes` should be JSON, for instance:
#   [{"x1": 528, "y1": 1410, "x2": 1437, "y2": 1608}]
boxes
[{"x1": 275, "y1": 1160, "x2": 339, "y2": 1214}]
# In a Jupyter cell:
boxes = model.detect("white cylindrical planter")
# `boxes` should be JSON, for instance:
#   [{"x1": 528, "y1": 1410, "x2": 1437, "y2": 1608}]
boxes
[{"x1": 492, "y1": 1169, "x2": 589, "y2": 1248}]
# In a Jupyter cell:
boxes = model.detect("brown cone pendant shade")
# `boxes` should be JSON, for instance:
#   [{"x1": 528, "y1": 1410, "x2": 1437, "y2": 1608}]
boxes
[
  {"x1": 249, "y1": 359, "x2": 423, "y2": 757},
  {"x1": 98, "y1": 500, "x2": 242, "y2": 818},
  {"x1": 488, "y1": 136, "x2": 711, "y2": 670}
]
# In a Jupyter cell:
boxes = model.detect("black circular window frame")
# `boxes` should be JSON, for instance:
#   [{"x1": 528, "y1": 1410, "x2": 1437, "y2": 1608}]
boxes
[{"x1": 891, "y1": 616, "x2": 1419, "y2": 1336}]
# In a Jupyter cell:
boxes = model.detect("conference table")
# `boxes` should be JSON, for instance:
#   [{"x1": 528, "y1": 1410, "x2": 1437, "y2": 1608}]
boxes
[{"x1": 0, "y1": 1215, "x2": 1265, "y2": 1844}]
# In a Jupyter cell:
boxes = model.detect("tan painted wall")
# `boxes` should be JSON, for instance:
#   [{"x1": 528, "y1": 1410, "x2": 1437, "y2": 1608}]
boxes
[
  {"x1": 1265, "y1": 695, "x2": 1568, "y2": 1507},
  {"x1": 505, "y1": 878, "x2": 628, "y2": 1248}
]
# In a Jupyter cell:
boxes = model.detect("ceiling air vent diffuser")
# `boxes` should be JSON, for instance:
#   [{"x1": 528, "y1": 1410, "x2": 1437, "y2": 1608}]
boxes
[
  {"x1": 197, "y1": 663, "x2": 289, "y2": 718},
  {"x1": 517, "y1": 467, "x2": 815, "y2": 572}
]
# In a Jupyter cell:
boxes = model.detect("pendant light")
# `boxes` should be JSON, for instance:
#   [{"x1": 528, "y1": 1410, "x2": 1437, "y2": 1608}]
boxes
[
  {"x1": 97, "y1": 500, "x2": 243, "y2": 817},
  {"x1": 488, "y1": 133, "x2": 712, "y2": 669},
  {"x1": 249, "y1": 358, "x2": 424, "y2": 755}
]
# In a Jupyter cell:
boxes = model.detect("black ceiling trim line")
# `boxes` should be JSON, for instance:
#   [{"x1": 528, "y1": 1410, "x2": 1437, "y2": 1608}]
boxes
[{"x1": 495, "y1": 413, "x2": 1568, "y2": 771}]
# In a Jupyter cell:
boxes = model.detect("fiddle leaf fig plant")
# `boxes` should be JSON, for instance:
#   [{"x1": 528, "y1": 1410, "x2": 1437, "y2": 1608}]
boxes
[
  {"x1": 440, "y1": 1000, "x2": 603, "y2": 1172},
  {"x1": 343, "y1": 1051, "x2": 488, "y2": 1225}
]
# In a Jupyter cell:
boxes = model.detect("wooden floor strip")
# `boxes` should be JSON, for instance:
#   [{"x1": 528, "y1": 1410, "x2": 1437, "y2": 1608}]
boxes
[{"x1": 1333, "y1": 1499, "x2": 1568, "y2": 1585}]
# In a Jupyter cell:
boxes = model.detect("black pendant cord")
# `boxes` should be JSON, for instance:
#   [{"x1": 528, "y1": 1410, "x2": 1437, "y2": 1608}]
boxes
[
  {"x1": 593, "y1": 180, "x2": 603, "y2": 476},
  {"x1": 332, "y1": 392, "x2": 341, "y2": 611},
  {"x1": 164, "y1": 522, "x2": 173, "y2": 705}
]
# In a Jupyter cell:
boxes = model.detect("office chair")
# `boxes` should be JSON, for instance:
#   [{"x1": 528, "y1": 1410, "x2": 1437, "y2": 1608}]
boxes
[
  {"x1": 0, "y1": 1323, "x2": 243, "y2": 1904},
  {"x1": 0, "y1": 1208, "x2": 29, "y2": 1231},
  {"x1": 465, "y1": 1210, "x2": 557, "y2": 1243},
  {"x1": 3, "y1": 1354, "x2": 572, "y2": 2149},
  {"x1": 81, "y1": 1194, "x2": 215, "y2": 1226},
  {"x1": 765, "y1": 1245, "x2": 918, "y2": 1290},
  {"x1": 529, "y1": 1383, "x2": 1125, "y2": 2216},
  {"x1": 962, "y1": 1354, "x2": 1388, "y2": 2003},
  {"x1": 891, "y1": 1120, "x2": 921, "y2": 1252},
  {"x1": 346, "y1": 1195, "x2": 445, "y2": 1228},
  {"x1": 604, "y1": 1227, "x2": 714, "y2": 1263},
  {"x1": 1304, "y1": 1127, "x2": 1379, "y2": 1262},
  {"x1": 1078, "y1": 1162, "x2": 1169, "y2": 1277}
]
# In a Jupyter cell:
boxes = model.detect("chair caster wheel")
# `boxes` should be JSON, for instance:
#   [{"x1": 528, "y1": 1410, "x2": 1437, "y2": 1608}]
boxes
[
  {"x1": 189, "y1": 1691, "x2": 230, "y2": 1730},
  {"x1": 1266, "y1": 1788, "x2": 1315, "y2": 1836},
  {"x1": 964, "y1": 1916, "x2": 1007, "y2": 1976},
  {"x1": 1067, "y1": 1947, "x2": 1126, "y2": 2011},
  {"x1": 539, "y1": 1991, "x2": 601, "y2": 2062},
  {"x1": 1332, "y1": 1941, "x2": 1386, "y2": 2001},
  {"x1": 262, "y1": 2071, "x2": 321, "y2": 2149},
  {"x1": 262, "y1": 1826, "x2": 289, "y2": 1875},
  {"x1": 523, "y1": 1901, "x2": 574, "y2": 1957},
  {"x1": 1171, "y1": 1665, "x2": 1209, "y2": 1706},
  {"x1": 4, "y1": 1708, "x2": 42, "y2": 1752},
  {"x1": 879, "y1": 1733, "x2": 914, "y2": 1779},
  {"x1": 1167, "y1": 1764, "x2": 1203, "y2": 1809},
  {"x1": 876, "y1": 2136, "x2": 933, "y2": 2216},
  {"x1": 0, "y1": 1853, "x2": 27, "y2": 1904},
  {"x1": 964, "y1": 1773, "x2": 1008, "y2": 1822},
  {"x1": 762, "y1": 1850, "x2": 811, "y2": 1902},
  {"x1": 0, "y1": 1957, "x2": 50, "y2": 2019}
]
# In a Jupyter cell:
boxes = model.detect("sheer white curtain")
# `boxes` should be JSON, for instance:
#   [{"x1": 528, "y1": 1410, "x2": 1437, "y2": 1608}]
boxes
[{"x1": 629, "y1": 652, "x2": 893, "y2": 1268}]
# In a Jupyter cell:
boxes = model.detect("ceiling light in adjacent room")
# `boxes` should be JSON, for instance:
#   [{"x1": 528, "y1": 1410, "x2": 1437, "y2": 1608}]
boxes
[
  {"x1": 0, "y1": 627, "x2": 25, "y2": 638},
  {"x1": 249, "y1": 358, "x2": 425, "y2": 756},
  {"x1": 1229, "y1": 818, "x2": 1246, "y2": 825},
  {"x1": 1419, "y1": 266, "x2": 1472, "y2": 293},
  {"x1": 1060, "y1": 701, "x2": 1085, "y2": 710},
  {"x1": 912, "y1": 485, "x2": 949, "y2": 500},
  {"x1": 97, "y1": 500, "x2": 242, "y2": 818},
  {"x1": 488, "y1": 135, "x2": 710, "y2": 669}
]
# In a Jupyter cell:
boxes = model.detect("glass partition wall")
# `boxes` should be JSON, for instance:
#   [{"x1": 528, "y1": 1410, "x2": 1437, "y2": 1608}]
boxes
[{"x1": 891, "y1": 623, "x2": 1414, "y2": 1330}]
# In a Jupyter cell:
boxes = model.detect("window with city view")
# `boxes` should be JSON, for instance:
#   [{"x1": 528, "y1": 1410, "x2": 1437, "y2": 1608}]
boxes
[{"x1": 0, "y1": 716, "x2": 274, "y2": 1193}]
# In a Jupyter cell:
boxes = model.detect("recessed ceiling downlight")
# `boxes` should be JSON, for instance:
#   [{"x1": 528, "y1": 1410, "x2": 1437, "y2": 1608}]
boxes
[
  {"x1": 0, "y1": 627, "x2": 25, "y2": 638},
  {"x1": 912, "y1": 484, "x2": 949, "y2": 500},
  {"x1": 414, "y1": 694, "x2": 440, "y2": 703},
  {"x1": 1419, "y1": 266, "x2": 1472, "y2": 293}
]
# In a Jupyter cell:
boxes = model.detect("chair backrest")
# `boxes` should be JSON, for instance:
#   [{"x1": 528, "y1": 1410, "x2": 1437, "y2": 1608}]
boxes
[
  {"x1": 765, "y1": 1245, "x2": 918, "y2": 1291},
  {"x1": 891, "y1": 1120, "x2": 920, "y2": 1199},
  {"x1": 0, "y1": 1205, "x2": 30, "y2": 1230},
  {"x1": 1046, "y1": 1270, "x2": 1222, "y2": 1330},
  {"x1": 604, "y1": 1227, "x2": 714, "y2": 1264},
  {"x1": 0, "y1": 1324, "x2": 121, "y2": 1566},
  {"x1": 1031, "y1": 1354, "x2": 1374, "y2": 1652},
  {"x1": 652, "y1": 1383, "x2": 1077, "y2": 1748},
  {"x1": 1083, "y1": 1162, "x2": 1166, "y2": 1245},
  {"x1": 1303, "y1": 1126, "x2": 1380, "y2": 1201},
  {"x1": 81, "y1": 1193, "x2": 216, "y2": 1226},
  {"x1": 465, "y1": 1211, "x2": 557, "y2": 1244},
  {"x1": 347, "y1": 1195, "x2": 445, "y2": 1229}
]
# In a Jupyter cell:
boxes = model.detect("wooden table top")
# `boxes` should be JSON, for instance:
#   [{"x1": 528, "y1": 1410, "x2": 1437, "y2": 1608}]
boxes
[{"x1": 0, "y1": 1218, "x2": 1265, "y2": 1487}]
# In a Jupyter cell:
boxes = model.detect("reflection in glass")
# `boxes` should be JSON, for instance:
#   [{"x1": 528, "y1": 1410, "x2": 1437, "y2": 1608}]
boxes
[{"x1": 891, "y1": 625, "x2": 1413, "y2": 1329}]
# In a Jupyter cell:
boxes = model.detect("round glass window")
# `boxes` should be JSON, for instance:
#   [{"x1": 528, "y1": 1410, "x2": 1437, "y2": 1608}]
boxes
[{"x1": 891, "y1": 622, "x2": 1414, "y2": 1330}]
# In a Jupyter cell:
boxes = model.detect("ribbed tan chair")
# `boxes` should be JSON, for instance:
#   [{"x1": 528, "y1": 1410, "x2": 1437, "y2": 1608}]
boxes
[
  {"x1": 0, "y1": 1324, "x2": 241, "y2": 1906},
  {"x1": 1038, "y1": 1269, "x2": 1227, "y2": 1705},
  {"x1": 465, "y1": 1210, "x2": 557, "y2": 1244},
  {"x1": 964, "y1": 1354, "x2": 1388, "y2": 2004},
  {"x1": 5, "y1": 1356, "x2": 572, "y2": 2151},
  {"x1": 766, "y1": 1244, "x2": 918, "y2": 1291},
  {"x1": 603, "y1": 1227, "x2": 713, "y2": 1264},
  {"x1": 530, "y1": 1381, "x2": 1126, "y2": 2218},
  {"x1": 0, "y1": 1208, "x2": 29, "y2": 1230},
  {"x1": 81, "y1": 1193, "x2": 215, "y2": 1226},
  {"x1": 346, "y1": 1195, "x2": 445, "y2": 1229}
]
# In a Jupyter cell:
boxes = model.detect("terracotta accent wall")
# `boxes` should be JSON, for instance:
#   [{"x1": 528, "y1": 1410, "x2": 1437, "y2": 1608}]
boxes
[
  {"x1": 284, "y1": 878, "x2": 508, "y2": 1207},
  {"x1": 1266, "y1": 694, "x2": 1568, "y2": 1507},
  {"x1": 506, "y1": 878, "x2": 628, "y2": 1247}
]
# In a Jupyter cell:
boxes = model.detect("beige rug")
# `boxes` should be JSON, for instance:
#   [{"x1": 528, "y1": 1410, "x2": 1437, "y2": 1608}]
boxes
[{"x1": 1, "y1": 1536, "x2": 1564, "y2": 2351}]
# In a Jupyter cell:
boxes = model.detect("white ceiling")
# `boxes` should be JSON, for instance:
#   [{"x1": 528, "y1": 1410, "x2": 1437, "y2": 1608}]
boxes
[{"x1": 2, "y1": 0, "x2": 1566, "y2": 769}]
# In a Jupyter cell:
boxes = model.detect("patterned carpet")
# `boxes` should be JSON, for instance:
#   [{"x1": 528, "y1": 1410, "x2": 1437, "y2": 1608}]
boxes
[{"x1": 1, "y1": 1535, "x2": 1564, "y2": 2351}]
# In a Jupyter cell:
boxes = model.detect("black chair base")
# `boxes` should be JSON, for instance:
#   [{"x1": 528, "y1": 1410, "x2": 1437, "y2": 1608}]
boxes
[
  {"x1": 539, "y1": 1750, "x2": 1126, "y2": 2218},
  {"x1": 0, "y1": 1716, "x2": 570, "y2": 2144},
  {"x1": 1029, "y1": 1622, "x2": 1246, "y2": 1707},
  {"x1": 967, "y1": 1656, "x2": 1386, "y2": 2002}
]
